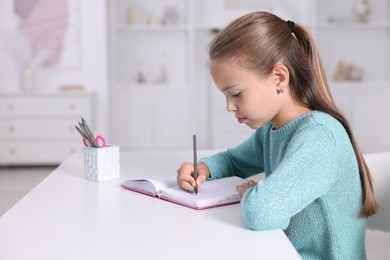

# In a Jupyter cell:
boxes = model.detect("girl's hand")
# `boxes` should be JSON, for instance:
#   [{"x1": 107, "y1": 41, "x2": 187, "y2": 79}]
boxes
[
  {"x1": 236, "y1": 180, "x2": 257, "y2": 197},
  {"x1": 177, "y1": 162, "x2": 210, "y2": 193}
]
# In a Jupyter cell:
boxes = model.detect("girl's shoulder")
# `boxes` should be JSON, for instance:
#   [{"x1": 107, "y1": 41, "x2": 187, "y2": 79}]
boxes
[
  {"x1": 296, "y1": 111, "x2": 349, "y2": 142},
  {"x1": 302, "y1": 111, "x2": 345, "y2": 131}
]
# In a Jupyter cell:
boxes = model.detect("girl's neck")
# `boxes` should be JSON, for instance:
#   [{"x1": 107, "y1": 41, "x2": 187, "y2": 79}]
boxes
[{"x1": 272, "y1": 104, "x2": 312, "y2": 129}]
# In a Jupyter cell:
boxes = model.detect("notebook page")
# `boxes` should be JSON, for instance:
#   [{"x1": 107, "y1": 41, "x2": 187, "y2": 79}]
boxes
[
  {"x1": 147, "y1": 175, "x2": 177, "y2": 192},
  {"x1": 159, "y1": 176, "x2": 246, "y2": 208}
]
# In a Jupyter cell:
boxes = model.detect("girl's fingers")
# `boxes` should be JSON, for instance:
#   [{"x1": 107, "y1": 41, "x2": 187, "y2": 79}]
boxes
[
  {"x1": 177, "y1": 162, "x2": 196, "y2": 191},
  {"x1": 179, "y1": 180, "x2": 196, "y2": 192},
  {"x1": 177, "y1": 162, "x2": 211, "y2": 192},
  {"x1": 248, "y1": 180, "x2": 256, "y2": 186},
  {"x1": 236, "y1": 180, "x2": 257, "y2": 196}
]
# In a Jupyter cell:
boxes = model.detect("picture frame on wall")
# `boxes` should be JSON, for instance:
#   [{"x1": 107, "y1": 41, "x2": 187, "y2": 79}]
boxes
[{"x1": 14, "y1": 0, "x2": 81, "y2": 70}]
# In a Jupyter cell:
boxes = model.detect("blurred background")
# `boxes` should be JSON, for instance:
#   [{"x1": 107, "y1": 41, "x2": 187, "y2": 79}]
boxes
[{"x1": 1, "y1": 0, "x2": 389, "y2": 213}]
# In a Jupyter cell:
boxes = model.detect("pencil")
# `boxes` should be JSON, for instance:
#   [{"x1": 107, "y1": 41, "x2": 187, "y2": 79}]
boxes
[{"x1": 193, "y1": 134, "x2": 198, "y2": 195}]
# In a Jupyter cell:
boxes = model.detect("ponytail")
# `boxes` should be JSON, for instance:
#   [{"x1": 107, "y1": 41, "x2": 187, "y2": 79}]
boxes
[{"x1": 292, "y1": 22, "x2": 379, "y2": 217}]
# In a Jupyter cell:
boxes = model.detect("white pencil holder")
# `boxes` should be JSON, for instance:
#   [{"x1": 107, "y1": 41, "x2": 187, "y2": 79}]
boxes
[{"x1": 83, "y1": 146, "x2": 120, "y2": 182}]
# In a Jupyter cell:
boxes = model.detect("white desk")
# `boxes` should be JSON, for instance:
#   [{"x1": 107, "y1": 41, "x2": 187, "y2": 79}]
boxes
[{"x1": 0, "y1": 150, "x2": 300, "y2": 260}]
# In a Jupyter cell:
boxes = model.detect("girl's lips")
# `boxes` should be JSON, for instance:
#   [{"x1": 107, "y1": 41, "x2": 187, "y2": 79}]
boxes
[{"x1": 237, "y1": 117, "x2": 246, "y2": 123}]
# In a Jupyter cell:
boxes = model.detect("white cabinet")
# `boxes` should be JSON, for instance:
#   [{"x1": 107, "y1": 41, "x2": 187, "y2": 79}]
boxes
[
  {"x1": 108, "y1": 1, "x2": 189, "y2": 150},
  {"x1": 110, "y1": 88, "x2": 191, "y2": 149},
  {"x1": 0, "y1": 93, "x2": 93, "y2": 165}
]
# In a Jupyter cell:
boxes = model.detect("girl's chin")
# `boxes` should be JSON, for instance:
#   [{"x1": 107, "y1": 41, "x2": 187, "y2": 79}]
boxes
[{"x1": 245, "y1": 121, "x2": 266, "y2": 129}]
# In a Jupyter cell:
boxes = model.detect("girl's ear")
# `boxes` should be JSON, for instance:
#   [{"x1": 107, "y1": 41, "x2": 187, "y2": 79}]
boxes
[{"x1": 272, "y1": 64, "x2": 290, "y2": 87}]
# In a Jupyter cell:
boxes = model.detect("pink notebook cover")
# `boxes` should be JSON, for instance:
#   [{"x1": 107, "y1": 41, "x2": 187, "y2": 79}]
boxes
[
  {"x1": 121, "y1": 185, "x2": 158, "y2": 198},
  {"x1": 159, "y1": 195, "x2": 240, "y2": 210},
  {"x1": 121, "y1": 185, "x2": 241, "y2": 210}
]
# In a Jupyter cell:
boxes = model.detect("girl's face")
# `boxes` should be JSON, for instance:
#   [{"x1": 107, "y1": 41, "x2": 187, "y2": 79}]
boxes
[{"x1": 210, "y1": 59, "x2": 283, "y2": 129}]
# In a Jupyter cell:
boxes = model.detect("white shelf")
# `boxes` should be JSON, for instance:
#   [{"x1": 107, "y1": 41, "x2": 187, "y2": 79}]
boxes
[
  {"x1": 114, "y1": 83, "x2": 190, "y2": 90},
  {"x1": 318, "y1": 21, "x2": 390, "y2": 30},
  {"x1": 193, "y1": 24, "x2": 220, "y2": 31},
  {"x1": 117, "y1": 24, "x2": 189, "y2": 32},
  {"x1": 328, "y1": 81, "x2": 389, "y2": 89}
]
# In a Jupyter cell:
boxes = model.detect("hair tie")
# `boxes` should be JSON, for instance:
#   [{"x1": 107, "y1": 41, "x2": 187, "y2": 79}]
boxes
[{"x1": 287, "y1": 20, "x2": 295, "y2": 33}]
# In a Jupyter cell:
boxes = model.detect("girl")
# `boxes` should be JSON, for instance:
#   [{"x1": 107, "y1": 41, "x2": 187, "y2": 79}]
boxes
[{"x1": 177, "y1": 11, "x2": 379, "y2": 259}]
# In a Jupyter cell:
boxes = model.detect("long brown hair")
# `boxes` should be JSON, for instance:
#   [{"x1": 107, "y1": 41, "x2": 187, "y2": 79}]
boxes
[{"x1": 209, "y1": 11, "x2": 379, "y2": 217}]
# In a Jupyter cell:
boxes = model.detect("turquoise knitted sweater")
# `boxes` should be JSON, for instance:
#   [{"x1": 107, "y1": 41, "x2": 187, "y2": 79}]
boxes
[{"x1": 200, "y1": 111, "x2": 366, "y2": 259}]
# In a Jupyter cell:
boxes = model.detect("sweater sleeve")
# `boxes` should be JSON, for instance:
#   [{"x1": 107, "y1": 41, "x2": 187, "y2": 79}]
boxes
[
  {"x1": 199, "y1": 127, "x2": 267, "y2": 179},
  {"x1": 241, "y1": 125, "x2": 337, "y2": 231}
]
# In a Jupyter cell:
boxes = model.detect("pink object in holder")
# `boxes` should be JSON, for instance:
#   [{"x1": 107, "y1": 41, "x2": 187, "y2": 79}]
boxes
[{"x1": 83, "y1": 135, "x2": 106, "y2": 148}]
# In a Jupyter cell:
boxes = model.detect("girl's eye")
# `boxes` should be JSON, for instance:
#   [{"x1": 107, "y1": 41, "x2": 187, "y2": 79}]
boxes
[{"x1": 232, "y1": 92, "x2": 241, "y2": 98}]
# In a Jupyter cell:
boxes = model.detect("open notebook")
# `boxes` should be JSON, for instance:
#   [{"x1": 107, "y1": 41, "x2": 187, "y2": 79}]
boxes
[{"x1": 121, "y1": 176, "x2": 246, "y2": 210}]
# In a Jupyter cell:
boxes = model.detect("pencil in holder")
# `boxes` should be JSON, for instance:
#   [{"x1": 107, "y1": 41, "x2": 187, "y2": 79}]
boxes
[{"x1": 83, "y1": 146, "x2": 120, "y2": 182}]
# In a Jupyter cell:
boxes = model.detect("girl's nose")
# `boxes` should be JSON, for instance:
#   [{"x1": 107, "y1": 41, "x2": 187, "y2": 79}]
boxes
[{"x1": 226, "y1": 99, "x2": 237, "y2": 112}]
